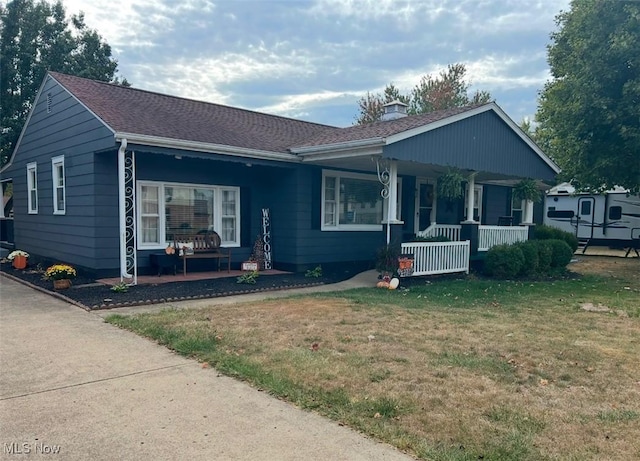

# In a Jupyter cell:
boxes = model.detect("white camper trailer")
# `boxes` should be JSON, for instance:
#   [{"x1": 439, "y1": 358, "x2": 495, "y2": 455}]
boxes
[{"x1": 544, "y1": 183, "x2": 640, "y2": 255}]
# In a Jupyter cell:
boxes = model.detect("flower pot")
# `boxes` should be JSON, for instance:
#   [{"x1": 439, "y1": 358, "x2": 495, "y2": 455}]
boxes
[
  {"x1": 12, "y1": 255, "x2": 27, "y2": 270},
  {"x1": 53, "y1": 279, "x2": 72, "y2": 290}
]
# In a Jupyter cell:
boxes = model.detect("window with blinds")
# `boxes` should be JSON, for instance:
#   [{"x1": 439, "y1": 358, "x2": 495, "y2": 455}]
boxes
[
  {"x1": 322, "y1": 171, "x2": 384, "y2": 230},
  {"x1": 137, "y1": 181, "x2": 240, "y2": 248}
]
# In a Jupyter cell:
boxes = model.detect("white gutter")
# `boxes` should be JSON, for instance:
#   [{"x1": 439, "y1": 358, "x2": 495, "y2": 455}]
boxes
[
  {"x1": 292, "y1": 137, "x2": 385, "y2": 156},
  {"x1": 115, "y1": 132, "x2": 300, "y2": 163}
]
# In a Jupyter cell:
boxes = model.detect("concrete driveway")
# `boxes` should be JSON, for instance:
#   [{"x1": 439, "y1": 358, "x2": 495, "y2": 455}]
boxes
[{"x1": 0, "y1": 276, "x2": 412, "y2": 460}]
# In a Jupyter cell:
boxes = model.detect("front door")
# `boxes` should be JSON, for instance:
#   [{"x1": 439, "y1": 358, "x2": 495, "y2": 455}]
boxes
[{"x1": 415, "y1": 179, "x2": 435, "y2": 233}]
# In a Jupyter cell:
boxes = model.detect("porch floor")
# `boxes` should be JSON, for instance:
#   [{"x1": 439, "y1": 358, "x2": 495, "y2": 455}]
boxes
[{"x1": 97, "y1": 269, "x2": 290, "y2": 286}]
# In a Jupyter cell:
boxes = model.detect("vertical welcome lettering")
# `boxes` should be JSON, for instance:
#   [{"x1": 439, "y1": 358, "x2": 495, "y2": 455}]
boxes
[{"x1": 261, "y1": 208, "x2": 272, "y2": 269}]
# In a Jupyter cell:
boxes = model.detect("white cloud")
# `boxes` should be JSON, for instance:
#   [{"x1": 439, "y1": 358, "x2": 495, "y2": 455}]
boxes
[
  {"x1": 32, "y1": 0, "x2": 571, "y2": 126},
  {"x1": 255, "y1": 90, "x2": 360, "y2": 117}
]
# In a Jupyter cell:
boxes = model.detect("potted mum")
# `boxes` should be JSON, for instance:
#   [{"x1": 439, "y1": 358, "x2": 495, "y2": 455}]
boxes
[
  {"x1": 45, "y1": 263, "x2": 77, "y2": 290},
  {"x1": 7, "y1": 250, "x2": 29, "y2": 269}
]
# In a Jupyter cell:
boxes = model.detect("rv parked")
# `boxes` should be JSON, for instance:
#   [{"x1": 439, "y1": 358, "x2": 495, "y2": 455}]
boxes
[{"x1": 544, "y1": 183, "x2": 640, "y2": 255}]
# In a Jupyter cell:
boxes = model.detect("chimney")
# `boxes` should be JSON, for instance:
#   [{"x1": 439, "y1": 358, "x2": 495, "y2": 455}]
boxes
[{"x1": 381, "y1": 100, "x2": 408, "y2": 121}]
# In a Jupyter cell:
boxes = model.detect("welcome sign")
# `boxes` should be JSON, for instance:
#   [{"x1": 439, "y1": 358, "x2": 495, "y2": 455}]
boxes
[{"x1": 261, "y1": 208, "x2": 272, "y2": 269}]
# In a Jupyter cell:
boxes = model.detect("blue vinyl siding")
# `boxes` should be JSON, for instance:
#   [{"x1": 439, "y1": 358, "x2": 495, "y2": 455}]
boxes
[
  {"x1": 4, "y1": 76, "x2": 116, "y2": 273},
  {"x1": 384, "y1": 111, "x2": 555, "y2": 181},
  {"x1": 287, "y1": 166, "x2": 384, "y2": 270}
]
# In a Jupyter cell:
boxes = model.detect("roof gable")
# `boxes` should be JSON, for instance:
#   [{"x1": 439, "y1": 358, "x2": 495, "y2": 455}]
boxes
[{"x1": 291, "y1": 105, "x2": 478, "y2": 149}]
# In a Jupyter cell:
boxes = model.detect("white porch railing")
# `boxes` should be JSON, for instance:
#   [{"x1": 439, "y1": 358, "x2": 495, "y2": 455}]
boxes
[
  {"x1": 401, "y1": 241, "x2": 470, "y2": 276},
  {"x1": 417, "y1": 224, "x2": 462, "y2": 241},
  {"x1": 478, "y1": 225, "x2": 528, "y2": 251}
]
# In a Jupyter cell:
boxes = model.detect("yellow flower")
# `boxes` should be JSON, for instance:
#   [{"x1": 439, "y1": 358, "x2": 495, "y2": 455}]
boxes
[{"x1": 44, "y1": 264, "x2": 77, "y2": 280}]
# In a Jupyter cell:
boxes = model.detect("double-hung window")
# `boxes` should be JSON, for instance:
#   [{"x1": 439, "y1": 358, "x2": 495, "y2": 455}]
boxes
[
  {"x1": 322, "y1": 171, "x2": 384, "y2": 231},
  {"x1": 27, "y1": 162, "x2": 38, "y2": 214},
  {"x1": 137, "y1": 181, "x2": 240, "y2": 248},
  {"x1": 511, "y1": 194, "x2": 523, "y2": 224},
  {"x1": 52, "y1": 155, "x2": 65, "y2": 214}
]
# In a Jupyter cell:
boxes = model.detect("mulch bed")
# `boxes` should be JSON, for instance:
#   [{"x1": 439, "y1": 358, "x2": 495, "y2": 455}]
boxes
[{"x1": 0, "y1": 262, "x2": 356, "y2": 310}]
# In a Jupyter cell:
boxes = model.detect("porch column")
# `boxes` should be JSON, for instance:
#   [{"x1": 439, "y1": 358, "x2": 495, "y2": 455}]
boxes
[
  {"x1": 387, "y1": 160, "x2": 398, "y2": 226},
  {"x1": 522, "y1": 200, "x2": 534, "y2": 224},
  {"x1": 522, "y1": 199, "x2": 536, "y2": 240},
  {"x1": 118, "y1": 139, "x2": 137, "y2": 284},
  {"x1": 377, "y1": 158, "x2": 403, "y2": 246},
  {"x1": 464, "y1": 173, "x2": 476, "y2": 223}
]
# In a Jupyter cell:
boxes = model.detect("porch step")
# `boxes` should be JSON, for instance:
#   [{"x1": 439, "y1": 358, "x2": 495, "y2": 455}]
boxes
[{"x1": 577, "y1": 238, "x2": 590, "y2": 254}]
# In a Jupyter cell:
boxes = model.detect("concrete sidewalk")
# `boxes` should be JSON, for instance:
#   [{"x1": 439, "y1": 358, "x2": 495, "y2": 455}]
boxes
[{"x1": 0, "y1": 275, "x2": 411, "y2": 461}]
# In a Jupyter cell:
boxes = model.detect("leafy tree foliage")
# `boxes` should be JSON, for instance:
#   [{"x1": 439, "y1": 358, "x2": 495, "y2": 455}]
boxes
[
  {"x1": 355, "y1": 64, "x2": 492, "y2": 124},
  {"x1": 0, "y1": 0, "x2": 127, "y2": 165},
  {"x1": 535, "y1": 0, "x2": 640, "y2": 193},
  {"x1": 356, "y1": 84, "x2": 408, "y2": 124}
]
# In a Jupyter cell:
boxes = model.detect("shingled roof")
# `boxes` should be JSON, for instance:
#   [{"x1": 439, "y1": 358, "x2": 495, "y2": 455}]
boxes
[
  {"x1": 291, "y1": 105, "x2": 482, "y2": 148},
  {"x1": 49, "y1": 72, "x2": 485, "y2": 154},
  {"x1": 49, "y1": 72, "x2": 338, "y2": 154}
]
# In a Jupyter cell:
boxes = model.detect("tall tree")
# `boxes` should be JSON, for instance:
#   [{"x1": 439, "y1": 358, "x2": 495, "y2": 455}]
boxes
[
  {"x1": 355, "y1": 63, "x2": 492, "y2": 124},
  {"x1": 409, "y1": 63, "x2": 491, "y2": 115},
  {"x1": 535, "y1": 0, "x2": 639, "y2": 193},
  {"x1": 0, "y1": 0, "x2": 127, "y2": 166}
]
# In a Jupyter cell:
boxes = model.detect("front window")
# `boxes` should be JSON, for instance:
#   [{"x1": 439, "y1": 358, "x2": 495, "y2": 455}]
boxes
[
  {"x1": 322, "y1": 171, "x2": 383, "y2": 230},
  {"x1": 511, "y1": 194, "x2": 523, "y2": 224},
  {"x1": 141, "y1": 185, "x2": 160, "y2": 244},
  {"x1": 137, "y1": 181, "x2": 240, "y2": 248},
  {"x1": 52, "y1": 156, "x2": 65, "y2": 214},
  {"x1": 27, "y1": 162, "x2": 37, "y2": 214}
]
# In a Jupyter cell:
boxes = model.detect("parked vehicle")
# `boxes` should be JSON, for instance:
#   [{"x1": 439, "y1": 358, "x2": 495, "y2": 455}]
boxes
[{"x1": 544, "y1": 183, "x2": 640, "y2": 255}]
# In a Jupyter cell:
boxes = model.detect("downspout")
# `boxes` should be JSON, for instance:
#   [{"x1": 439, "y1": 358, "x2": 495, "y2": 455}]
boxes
[
  {"x1": 603, "y1": 192, "x2": 609, "y2": 235},
  {"x1": 118, "y1": 139, "x2": 132, "y2": 280}
]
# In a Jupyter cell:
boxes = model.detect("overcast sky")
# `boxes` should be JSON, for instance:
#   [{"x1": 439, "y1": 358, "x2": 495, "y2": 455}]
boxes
[{"x1": 55, "y1": 0, "x2": 570, "y2": 127}]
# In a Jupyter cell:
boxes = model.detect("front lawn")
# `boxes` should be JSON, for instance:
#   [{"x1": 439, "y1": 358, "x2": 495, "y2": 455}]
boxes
[{"x1": 106, "y1": 257, "x2": 640, "y2": 460}]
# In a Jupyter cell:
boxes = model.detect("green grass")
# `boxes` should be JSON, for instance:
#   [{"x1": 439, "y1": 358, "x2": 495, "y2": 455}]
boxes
[
  {"x1": 316, "y1": 274, "x2": 640, "y2": 316},
  {"x1": 597, "y1": 409, "x2": 639, "y2": 423},
  {"x1": 105, "y1": 273, "x2": 640, "y2": 460}
]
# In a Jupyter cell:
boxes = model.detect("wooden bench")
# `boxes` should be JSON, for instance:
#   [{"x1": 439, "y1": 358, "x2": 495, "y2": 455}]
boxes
[{"x1": 174, "y1": 232, "x2": 231, "y2": 275}]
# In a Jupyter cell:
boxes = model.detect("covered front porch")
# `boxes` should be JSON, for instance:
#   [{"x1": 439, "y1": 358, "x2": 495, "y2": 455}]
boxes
[{"x1": 292, "y1": 103, "x2": 559, "y2": 277}]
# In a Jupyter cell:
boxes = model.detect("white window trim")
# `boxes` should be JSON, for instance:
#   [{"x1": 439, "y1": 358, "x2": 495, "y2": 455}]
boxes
[
  {"x1": 511, "y1": 194, "x2": 523, "y2": 214},
  {"x1": 139, "y1": 183, "x2": 161, "y2": 245},
  {"x1": 321, "y1": 170, "x2": 384, "y2": 232},
  {"x1": 413, "y1": 178, "x2": 435, "y2": 233},
  {"x1": 27, "y1": 162, "x2": 38, "y2": 214},
  {"x1": 136, "y1": 180, "x2": 241, "y2": 250},
  {"x1": 52, "y1": 155, "x2": 65, "y2": 215}
]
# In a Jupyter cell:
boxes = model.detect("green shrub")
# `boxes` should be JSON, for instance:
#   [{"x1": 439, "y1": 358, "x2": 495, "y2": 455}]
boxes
[
  {"x1": 305, "y1": 265, "x2": 323, "y2": 278},
  {"x1": 535, "y1": 240, "x2": 553, "y2": 273},
  {"x1": 375, "y1": 245, "x2": 400, "y2": 275},
  {"x1": 237, "y1": 271, "x2": 259, "y2": 284},
  {"x1": 514, "y1": 241, "x2": 539, "y2": 276},
  {"x1": 484, "y1": 244, "x2": 524, "y2": 279},
  {"x1": 547, "y1": 239, "x2": 574, "y2": 268},
  {"x1": 110, "y1": 281, "x2": 129, "y2": 293},
  {"x1": 534, "y1": 225, "x2": 578, "y2": 253}
]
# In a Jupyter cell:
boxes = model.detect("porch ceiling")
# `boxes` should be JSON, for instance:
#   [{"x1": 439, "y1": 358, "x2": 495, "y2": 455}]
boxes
[{"x1": 301, "y1": 155, "x2": 548, "y2": 184}]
